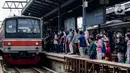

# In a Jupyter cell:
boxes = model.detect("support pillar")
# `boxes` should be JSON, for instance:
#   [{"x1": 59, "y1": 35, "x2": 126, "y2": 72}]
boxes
[
  {"x1": 58, "y1": 4, "x2": 61, "y2": 32},
  {"x1": 82, "y1": 0, "x2": 87, "y2": 32}
]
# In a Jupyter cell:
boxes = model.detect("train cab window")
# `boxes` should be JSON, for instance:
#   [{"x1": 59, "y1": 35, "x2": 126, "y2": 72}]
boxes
[
  {"x1": 6, "y1": 19, "x2": 16, "y2": 33},
  {"x1": 18, "y1": 19, "x2": 40, "y2": 33}
]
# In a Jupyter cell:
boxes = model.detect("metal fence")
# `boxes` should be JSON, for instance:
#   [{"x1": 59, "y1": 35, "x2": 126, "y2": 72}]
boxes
[{"x1": 64, "y1": 56, "x2": 130, "y2": 73}]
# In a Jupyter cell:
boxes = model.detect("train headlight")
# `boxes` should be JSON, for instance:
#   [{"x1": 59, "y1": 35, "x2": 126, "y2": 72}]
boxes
[
  {"x1": 35, "y1": 42, "x2": 39, "y2": 46},
  {"x1": 8, "y1": 42, "x2": 11, "y2": 46}
]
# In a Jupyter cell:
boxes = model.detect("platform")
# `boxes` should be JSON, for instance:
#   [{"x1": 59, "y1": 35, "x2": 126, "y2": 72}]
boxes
[
  {"x1": 43, "y1": 52, "x2": 130, "y2": 73},
  {"x1": 0, "y1": 56, "x2": 3, "y2": 73},
  {"x1": 42, "y1": 51, "x2": 79, "y2": 62}
]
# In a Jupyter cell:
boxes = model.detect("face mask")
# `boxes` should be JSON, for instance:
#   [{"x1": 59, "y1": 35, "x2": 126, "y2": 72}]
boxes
[
  {"x1": 125, "y1": 37, "x2": 129, "y2": 41},
  {"x1": 117, "y1": 34, "x2": 120, "y2": 38}
]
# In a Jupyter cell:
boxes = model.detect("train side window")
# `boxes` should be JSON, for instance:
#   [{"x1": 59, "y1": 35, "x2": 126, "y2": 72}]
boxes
[{"x1": 6, "y1": 19, "x2": 16, "y2": 33}]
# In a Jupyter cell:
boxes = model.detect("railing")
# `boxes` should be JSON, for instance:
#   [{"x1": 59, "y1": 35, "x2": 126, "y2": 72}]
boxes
[{"x1": 64, "y1": 56, "x2": 130, "y2": 73}]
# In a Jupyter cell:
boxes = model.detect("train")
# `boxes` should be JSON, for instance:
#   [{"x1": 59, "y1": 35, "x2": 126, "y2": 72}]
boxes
[{"x1": 0, "y1": 16, "x2": 42, "y2": 65}]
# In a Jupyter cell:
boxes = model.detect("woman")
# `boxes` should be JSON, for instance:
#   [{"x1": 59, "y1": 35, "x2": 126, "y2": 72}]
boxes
[
  {"x1": 84, "y1": 30, "x2": 90, "y2": 55},
  {"x1": 115, "y1": 31, "x2": 125, "y2": 63},
  {"x1": 95, "y1": 34, "x2": 103, "y2": 60},
  {"x1": 53, "y1": 32, "x2": 58, "y2": 52},
  {"x1": 126, "y1": 33, "x2": 130, "y2": 64},
  {"x1": 73, "y1": 29, "x2": 79, "y2": 54}
]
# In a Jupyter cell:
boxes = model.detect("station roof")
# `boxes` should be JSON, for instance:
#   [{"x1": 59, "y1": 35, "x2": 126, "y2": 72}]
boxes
[
  {"x1": 22, "y1": 0, "x2": 70, "y2": 17},
  {"x1": 22, "y1": 0, "x2": 130, "y2": 21}
]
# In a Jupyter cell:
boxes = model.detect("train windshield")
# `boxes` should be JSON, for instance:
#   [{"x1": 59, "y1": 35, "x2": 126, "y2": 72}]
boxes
[
  {"x1": 18, "y1": 19, "x2": 40, "y2": 33},
  {"x1": 6, "y1": 19, "x2": 16, "y2": 33},
  {"x1": 5, "y1": 18, "x2": 41, "y2": 38}
]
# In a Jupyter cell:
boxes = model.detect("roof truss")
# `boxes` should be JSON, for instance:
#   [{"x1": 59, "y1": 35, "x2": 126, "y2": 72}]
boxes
[{"x1": 3, "y1": 1, "x2": 27, "y2": 9}]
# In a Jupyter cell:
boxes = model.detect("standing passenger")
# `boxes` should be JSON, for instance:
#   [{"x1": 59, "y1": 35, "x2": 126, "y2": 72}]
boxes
[
  {"x1": 84, "y1": 30, "x2": 90, "y2": 55},
  {"x1": 126, "y1": 33, "x2": 130, "y2": 64},
  {"x1": 53, "y1": 32, "x2": 58, "y2": 52},
  {"x1": 73, "y1": 29, "x2": 79, "y2": 54},
  {"x1": 68, "y1": 29, "x2": 74, "y2": 54},
  {"x1": 115, "y1": 31, "x2": 125, "y2": 63},
  {"x1": 89, "y1": 36, "x2": 97, "y2": 59},
  {"x1": 95, "y1": 34, "x2": 103, "y2": 60},
  {"x1": 78, "y1": 31, "x2": 87, "y2": 57},
  {"x1": 62, "y1": 31, "x2": 66, "y2": 53},
  {"x1": 66, "y1": 31, "x2": 70, "y2": 54}
]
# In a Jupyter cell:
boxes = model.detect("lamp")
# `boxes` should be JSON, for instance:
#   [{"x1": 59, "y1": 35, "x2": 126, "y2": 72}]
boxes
[{"x1": 83, "y1": 0, "x2": 88, "y2": 8}]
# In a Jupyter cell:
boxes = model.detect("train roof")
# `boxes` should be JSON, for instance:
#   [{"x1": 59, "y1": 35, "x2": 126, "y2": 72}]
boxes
[
  {"x1": 4, "y1": 16, "x2": 41, "y2": 20},
  {"x1": 87, "y1": 20, "x2": 130, "y2": 30},
  {"x1": 101, "y1": 21, "x2": 130, "y2": 28}
]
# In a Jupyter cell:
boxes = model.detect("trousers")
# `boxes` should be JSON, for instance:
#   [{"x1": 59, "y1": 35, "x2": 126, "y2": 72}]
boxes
[{"x1": 79, "y1": 47, "x2": 86, "y2": 57}]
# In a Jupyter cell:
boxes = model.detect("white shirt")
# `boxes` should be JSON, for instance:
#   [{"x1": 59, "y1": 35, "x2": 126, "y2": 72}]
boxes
[
  {"x1": 68, "y1": 31, "x2": 73, "y2": 42},
  {"x1": 54, "y1": 34, "x2": 58, "y2": 44}
]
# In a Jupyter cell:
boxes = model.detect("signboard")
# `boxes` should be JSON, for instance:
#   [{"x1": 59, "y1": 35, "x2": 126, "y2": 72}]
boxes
[
  {"x1": 86, "y1": 7, "x2": 106, "y2": 26},
  {"x1": 64, "y1": 17, "x2": 75, "y2": 30}
]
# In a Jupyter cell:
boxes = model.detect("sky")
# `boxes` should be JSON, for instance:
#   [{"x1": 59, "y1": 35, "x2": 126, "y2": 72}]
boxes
[{"x1": 0, "y1": 0, "x2": 26, "y2": 21}]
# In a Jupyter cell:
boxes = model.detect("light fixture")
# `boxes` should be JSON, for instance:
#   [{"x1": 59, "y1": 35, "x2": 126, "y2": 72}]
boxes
[
  {"x1": 8, "y1": 42, "x2": 11, "y2": 46},
  {"x1": 36, "y1": 42, "x2": 39, "y2": 46},
  {"x1": 83, "y1": 0, "x2": 88, "y2": 8}
]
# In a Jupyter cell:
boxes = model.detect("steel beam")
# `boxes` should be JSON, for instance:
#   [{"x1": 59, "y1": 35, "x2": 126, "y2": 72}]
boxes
[
  {"x1": 30, "y1": 5, "x2": 50, "y2": 11},
  {"x1": 3, "y1": 1, "x2": 27, "y2": 9},
  {"x1": 48, "y1": 0, "x2": 64, "y2": 4},
  {"x1": 36, "y1": 0, "x2": 58, "y2": 7},
  {"x1": 45, "y1": 0, "x2": 59, "y2": 5},
  {"x1": 22, "y1": 0, "x2": 34, "y2": 14},
  {"x1": 44, "y1": 0, "x2": 75, "y2": 17},
  {"x1": 34, "y1": 0, "x2": 55, "y2": 9},
  {"x1": 26, "y1": 10, "x2": 40, "y2": 15}
]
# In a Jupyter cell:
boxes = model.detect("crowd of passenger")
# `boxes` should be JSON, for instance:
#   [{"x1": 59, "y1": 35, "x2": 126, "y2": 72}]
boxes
[{"x1": 44, "y1": 29, "x2": 130, "y2": 64}]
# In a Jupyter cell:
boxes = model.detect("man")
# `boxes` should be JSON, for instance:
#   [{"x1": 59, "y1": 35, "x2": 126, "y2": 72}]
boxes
[
  {"x1": 68, "y1": 29, "x2": 74, "y2": 54},
  {"x1": 78, "y1": 31, "x2": 87, "y2": 57},
  {"x1": 73, "y1": 29, "x2": 79, "y2": 54}
]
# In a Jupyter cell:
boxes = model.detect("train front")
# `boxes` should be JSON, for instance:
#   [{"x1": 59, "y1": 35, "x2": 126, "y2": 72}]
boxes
[{"x1": 3, "y1": 17, "x2": 42, "y2": 65}]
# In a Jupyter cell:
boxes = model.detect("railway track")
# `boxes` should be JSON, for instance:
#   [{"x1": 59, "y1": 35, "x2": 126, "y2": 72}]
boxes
[
  {"x1": 3, "y1": 66, "x2": 58, "y2": 73},
  {"x1": 4, "y1": 66, "x2": 44, "y2": 73},
  {"x1": 0, "y1": 56, "x2": 58, "y2": 73}
]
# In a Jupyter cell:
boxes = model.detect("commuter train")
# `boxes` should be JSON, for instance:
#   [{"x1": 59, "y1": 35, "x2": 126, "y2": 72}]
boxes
[{"x1": 0, "y1": 16, "x2": 42, "y2": 65}]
